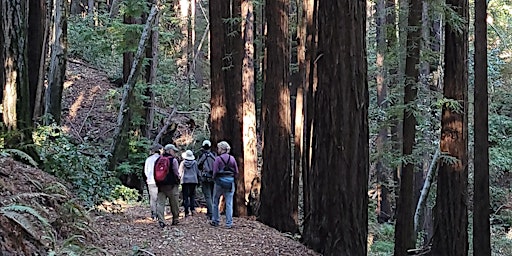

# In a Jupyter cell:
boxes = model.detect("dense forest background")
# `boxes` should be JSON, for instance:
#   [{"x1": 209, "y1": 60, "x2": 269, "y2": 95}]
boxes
[{"x1": 1, "y1": 0, "x2": 512, "y2": 255}]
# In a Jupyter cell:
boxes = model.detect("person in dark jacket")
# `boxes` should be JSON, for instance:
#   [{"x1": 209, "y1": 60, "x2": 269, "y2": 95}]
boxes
[
  {"x1": 210, "y1": 141, "x2": 238, "y2": 229},
  {"x1": 197, "y1": 140, "x2": 216, "y2": 219},
  {"x1": 156, "y1": 144, "x2": 181, "y2": 228},
  {"x1": 179, "y1": 150, "x2": 201, "y2": 217}
]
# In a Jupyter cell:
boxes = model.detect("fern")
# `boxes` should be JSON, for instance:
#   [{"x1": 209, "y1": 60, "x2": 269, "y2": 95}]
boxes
[
  {"x1": 0, "y1": 205, "x2": 50, "y2": 241},
  {"x1": 0, "y1": 148, "x2": 38, "y2": 167}
]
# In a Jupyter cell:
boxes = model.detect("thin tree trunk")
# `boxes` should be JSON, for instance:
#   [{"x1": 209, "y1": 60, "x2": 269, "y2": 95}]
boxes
[
  {"x1": 108, "y1": 4, "x2": 160, "y2": 171},
  {"x1": 414, "y1": 147, "x2": 440, "y2": 234},
  {"x1": 472, "y1": 0, "x2": 490, "y2": 254},
  {"x1": 375, "y1": 0, "x2": 392, "y2": 224},
  {"x1": 45, "y1": 0, "x2": 69, "y2": 125},
  {"x1": 143, "y1": 6, "x2": 159, "y2": 139},
  {"x1": 109, "y1": 0, "x2": 121, "y2": 18},
  {"x1": 301, "y1": 0, "x2": 317, "y2": 224},
  {"x1": 33, "y1": 3, "x2": 52, "y2": 122},
  {"x1": 28, "y1": 0, "x2": 46, "y2": 121},
  {"x1": 394, "y1": 0, "x2": 422, "y2": 253}
]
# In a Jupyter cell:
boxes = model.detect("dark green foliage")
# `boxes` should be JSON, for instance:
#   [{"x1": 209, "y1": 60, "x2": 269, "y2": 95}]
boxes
[{"x1": 34, "y1": 125, "x2": 118, "y2": 207}]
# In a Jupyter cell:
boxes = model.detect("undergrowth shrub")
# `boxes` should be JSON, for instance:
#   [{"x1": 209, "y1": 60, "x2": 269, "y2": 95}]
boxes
[{"x1": 34, "y1": 125, "x2": 118, "y2": 207}]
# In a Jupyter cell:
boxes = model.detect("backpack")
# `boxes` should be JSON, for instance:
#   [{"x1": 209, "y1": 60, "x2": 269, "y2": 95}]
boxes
[
  {"x1": 198, "y1": 151, "x2": 215, "y2": 181},
  {"x1": 217, "y1": 155, "x2": 235, "y2": 177},
  {"x1": 154, "y1": 155, "x2": 172, "y2": 182}
]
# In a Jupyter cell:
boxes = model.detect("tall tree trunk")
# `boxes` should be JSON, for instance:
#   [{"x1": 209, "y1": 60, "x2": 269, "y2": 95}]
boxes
[
  {"x1": 431, "y1": 0, "x2": 469, "y2": 254},
  {"x1": 301, "y1": 0, "x2": 317, "y2": 224},
  {"x1": 33, "y1": 1, "x2": 52, "y2": 122},
  {"x1": 394, "y1": 0, "x2": 422, "y2": 253},
  {"x1": 1, "y1": 0, "x2": 37, "y2": 157},
  {"x1": 209, "y1": 0, "x2": 228, "y2": 145},
  {"x1": 302, "y1": 1, "x2": 368, "y2": 254},
  {"x1": 143, "y1": 4, "x2": 159, "y2": 139},
  {"x1": 473, "y1": 0, "x2": 490, "y2": 254},
  {"x1": 28, "y1": 0, "x2": 46, "y2": 121},
  {"x1": 241, "y1": 0, "x2": 258, "y2": 212},
  {"x1": 375, "y1": 0, "x2": 392, "y2": 224},
  {"x1": 260, "y1": 0, "x2": 296, "y2": 233},
  {"x1": 45, "y1": 0, "x2": 68, "y2": 125},
  {"x1": 109, "y1": 0, "x2": 121, "y2": 18},
  {"x1": 109, "y1": 4, "x2": 159, "y2": 171},
  {"x1": 226, "y1": 0, "x2": 245, "y2": 217}
]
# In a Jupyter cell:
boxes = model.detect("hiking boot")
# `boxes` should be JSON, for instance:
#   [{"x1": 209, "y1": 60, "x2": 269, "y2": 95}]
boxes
[
  {"x1": 151, "y1": 212, "x2": 157, "y2": 221},
  {"x1": 158, "y1": 221, "x2": 166, "y2": 228},
  {"x1": 209, "y1": 221, "x2": 219, "y2": 227},
  {"x1": 171, "y1": 220, "x2": 180, "y2": 225}
]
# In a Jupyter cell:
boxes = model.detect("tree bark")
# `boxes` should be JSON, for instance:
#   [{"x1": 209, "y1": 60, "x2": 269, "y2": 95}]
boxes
[
  {"x1": 472, "y1": 0, "x2": 490, "y2": 254},
  {"x1": 241, "y1": 0, "x2": 258, "y2": 213},
  {"x1": 108, "y1": 4, "x2": 160, "y2": 171},
  {"x1": 259, "y1": 0, "x2": 296, "y2": 233},
  {"x1": 143, "y1": 4, "x2": 159, "y2": 139},
  {"x1": 301, "y1": 0, "x2": 317, "y2": 225},
  {"x1": 431, "y1": 0, "x2": 469, "y2": 254},
  {"x1": 375, "y1": 0, "x2": 392, "y2": 224},
  {"x1": 394, "y1": 0, "x2": 422, "y2": 253},
  {"x1": 302, "y1": 1, "x2": 368, "y2": 254},
  {"x1": 209, "y1": 0, "x2": 228, "y2": 146},
  {"x1": 414, "y1": 147, "x2": 439, "y2": 234},
  {"x1": 45, "y1": 0, "x2": 68, "y2": 125},
  {"x1": 33, "y1": 1, "x2": 52, "y2": 122},
  {"x1": 1, "y1": 0, "x2": 38, "y2": 160},
  {"x1": 28, "y1": 0, "x2": 46, "y2": 121}
]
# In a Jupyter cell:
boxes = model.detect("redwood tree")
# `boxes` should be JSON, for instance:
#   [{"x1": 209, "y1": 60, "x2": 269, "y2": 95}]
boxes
[
  {"x1": 431, "y1": 0, "x2": 469, "y2": 254},
  {"x1": 259, "y1": 0, "x2": 297, "y2": 233},
  {"x1": 473, "y1": 0, "x2": 490, "y2": 254},
  {"x1": 394, "y1": 0, "x2": 422, "y2": 253},
  {"x1": 1, "y1": 0, "x2": 36, "y2": 154},
  {"x1": 302, "y1": 1, "x2": 368, "y2": 254}
]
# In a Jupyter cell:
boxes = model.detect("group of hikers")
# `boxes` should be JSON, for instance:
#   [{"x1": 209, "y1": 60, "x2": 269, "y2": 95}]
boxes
[{"x1": 143, "y1": 140, "x2": 239, "y2": 229}]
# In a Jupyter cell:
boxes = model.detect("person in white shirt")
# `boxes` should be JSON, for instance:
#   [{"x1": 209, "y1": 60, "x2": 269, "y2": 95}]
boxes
[{"x1": 144, "y1": 144, "x2": 162, "y2": 220}]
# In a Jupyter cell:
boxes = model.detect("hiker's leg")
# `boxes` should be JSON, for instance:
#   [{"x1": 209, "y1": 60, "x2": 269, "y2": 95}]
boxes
[
  {"x1": 156, "y1": 189, "x2": 167, "y2": 223},
  {"x1": 148, "y1": 184, "x2": 158, "y2": 217},
  {"x1": 168, "y1": 184, "x2": 180, "y2": 221},
  {"x1": 182, "y1": 184, "x2": 191, "y2": 215},
  {"x1": 201, "y1": 182, "x2": 213, "y2": 218},
  {"x1": 224, "y1": 183, "x2": 235, "y2": 227},
  {"x1": 211, "y1": 184, "x2": 222, "y2": 224},
  {"x1": 190, "y1": 184, "x2": 197, "y2": 213}
]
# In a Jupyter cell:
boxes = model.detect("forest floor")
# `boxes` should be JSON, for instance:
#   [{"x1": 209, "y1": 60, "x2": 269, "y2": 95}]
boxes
[{"x1": 0, "y1": 60, "x2": 320, "y2": 255}]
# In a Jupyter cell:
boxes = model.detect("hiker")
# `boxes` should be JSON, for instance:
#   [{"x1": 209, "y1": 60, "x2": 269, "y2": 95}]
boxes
[
  {"x1": 197, "y1": 140, "x2": 216, "y2": 220},
  {"x1": 210, "y1": 141, "x2": 238, "y2": 229},
  {"x1": 155, "y1": 144, "x2": 181, "y2": 228},
  {"x1": 179, "y1": 150, "x2": 201, "y2": 217},
  {"x1": 144, "y1": 143, "x2": 162, "y2": 220}
]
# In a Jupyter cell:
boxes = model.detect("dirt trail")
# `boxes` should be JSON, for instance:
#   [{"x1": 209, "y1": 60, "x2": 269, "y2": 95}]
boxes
[
  {"x1": 93, "y1": 204, "x2": 319, "y2": 255},
  {"x1": 62, "y1": 61, "x2": 320, "y2": 256}
]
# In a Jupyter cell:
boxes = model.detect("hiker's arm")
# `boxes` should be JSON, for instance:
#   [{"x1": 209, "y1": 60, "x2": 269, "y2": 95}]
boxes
[
  {"x1": 172, "y1": 158, "x2": 180, "y2": 178},
  {"x1": 212, "y1": 157, "x2": 220, "y2": 178},
  {"x1": 232, "y1": 157, "x2": 239, "y2": 178},
  {"x1": 178, "y1": 162, "x2": 185, "y2": 178}
]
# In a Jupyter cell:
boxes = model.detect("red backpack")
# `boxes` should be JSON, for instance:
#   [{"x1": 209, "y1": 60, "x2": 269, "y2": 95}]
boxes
[{"x1": 154, "y1": 156, "x2": 172, "y2": 182}]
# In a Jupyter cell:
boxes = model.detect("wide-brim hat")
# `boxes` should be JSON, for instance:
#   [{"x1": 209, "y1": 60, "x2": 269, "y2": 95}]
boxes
[{"x1": 182, "y1": 150, "x2": 195, "y2": 160}]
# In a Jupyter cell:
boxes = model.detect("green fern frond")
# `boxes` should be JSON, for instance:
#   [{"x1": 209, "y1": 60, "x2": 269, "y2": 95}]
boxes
[
  {"x1": 8, "y1": 192, "x2": 65, "y2": 203},
  {"x1": 0, "y1": 149, "x2": 38, "y2": 167},
  {"x1": 1, "y1": 205, "x2": 50, "y2": 227},
  {"x1": 2, "y1": 211, "x2": 40, "y2": 239}
]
